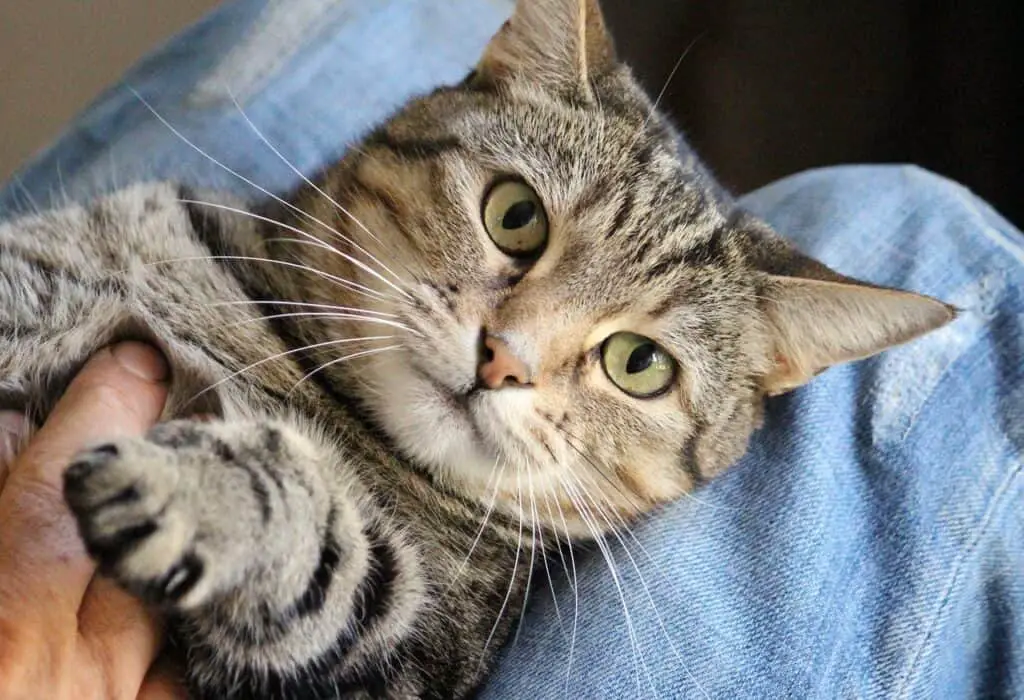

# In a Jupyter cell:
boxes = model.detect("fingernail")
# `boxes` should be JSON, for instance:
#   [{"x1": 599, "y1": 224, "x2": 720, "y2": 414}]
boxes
[
  {"x1": 111, "y1": 342, "x2": 169, "y2": 382},
  {"x1": 0, "y1": 411, "x2": 27, "y2": 464}
]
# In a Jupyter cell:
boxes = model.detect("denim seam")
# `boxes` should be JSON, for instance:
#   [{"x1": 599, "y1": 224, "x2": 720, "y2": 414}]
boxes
[{"x1": 895, "y1": 456, "x2": 1024, "y2": 698}]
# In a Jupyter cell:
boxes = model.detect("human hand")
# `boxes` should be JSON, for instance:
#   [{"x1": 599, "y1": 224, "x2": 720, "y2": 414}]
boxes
[{"x1": 0, "y1": 342, "x2": 186, "y2": 699}]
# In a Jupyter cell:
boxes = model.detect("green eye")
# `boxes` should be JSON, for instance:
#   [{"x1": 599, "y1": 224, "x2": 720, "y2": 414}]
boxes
[
  {"x1": 600, "y1": 332, "x2": 677, "y2": 398},
  {"x1": 482, "y1": 180, "x2": 548, "y2": 257}
]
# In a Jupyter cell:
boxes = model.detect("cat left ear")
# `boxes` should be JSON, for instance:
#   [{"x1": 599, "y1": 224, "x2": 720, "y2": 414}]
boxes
[
  {"x1": 760, "y1": 275, "x2": 956, "y2": 395},
  {"x1": 475, "y1": 0, "x2": 616, "y2": 92}
]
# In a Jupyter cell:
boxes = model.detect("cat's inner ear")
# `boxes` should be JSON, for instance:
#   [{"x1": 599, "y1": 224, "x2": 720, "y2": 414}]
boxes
[
  {"x1": 476, "y1": 0, "x2": 616, "y2": 91},
  {"x1": 760, "y1": 275, "x2": 956, "y2": 395}
]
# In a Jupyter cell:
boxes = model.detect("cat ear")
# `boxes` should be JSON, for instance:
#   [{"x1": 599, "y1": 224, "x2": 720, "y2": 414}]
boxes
[
  {"x1": 475, "y1": 0, "x2": 616, "y2": 91},
  {"x1": 759, "y1": 275, "x2": 956, "y2": 395}
]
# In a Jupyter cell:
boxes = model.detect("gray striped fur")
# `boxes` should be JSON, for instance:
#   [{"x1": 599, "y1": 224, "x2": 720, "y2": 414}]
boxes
[{"x1": 0, "y1": 0, "x2": 951, "y2": 697}]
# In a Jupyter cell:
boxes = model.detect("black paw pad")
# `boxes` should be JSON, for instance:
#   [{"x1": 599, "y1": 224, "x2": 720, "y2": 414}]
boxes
[
  {"x1": 159, "y1": 553, "x2": 204, "y2": 602},
  {"x1": 92, "y1": 443, "x2": 120, "y2": 457},
  {"x1": 94, "y1": 485, "x2": 141, "y2": 510},
  {"x1": 87, "y1": 520, "x2": 158, "y2": 566}
]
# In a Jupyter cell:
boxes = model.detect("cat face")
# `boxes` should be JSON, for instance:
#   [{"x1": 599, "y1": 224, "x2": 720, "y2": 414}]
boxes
[{"x1": 295, "y1": 0, "x2": 952, "y2": 533}]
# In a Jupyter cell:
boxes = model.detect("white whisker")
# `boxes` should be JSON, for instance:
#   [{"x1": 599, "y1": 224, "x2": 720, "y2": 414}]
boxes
[
  {"x1": 141, "y1": 254, "x2": 390, "y2": 304},
  {"x1": 558, "y1": 423, "x2": 730, "y2": 512},
  {"x1": 228, "y1": 93, "x2": 406, "y2": 275},
  {"x1": 223, "y1": 311, "x2": 418, "y2": 336},
  {"x1": 532, "y1": 474, "x2": 566, "y2": 644},
  {"x1": 512, "y1": 466, "x2": 539, "y2": 647},
  {"x1": 563, "y1": 461, "x2": 710, "y2": 700},
  {"x1": 546, "y1": 491, "x2": 580, "y2": 695},
  {"x1": 206, "y1": 299, "x2": 398, "y2": 318},
  {"x1": 130, "y1": 89, "x2": 413, "y2": 296},
  {"x1": 477, "y1": 466, "x2": 525, "y2": 676},
  {"x1": 558, "y1": 473, "x2": 655, "y2": 698},
  {"x1": 288, "y1": 344, "x2": 401, "y2": 395},
  {"x1": 177, "y1": 198, "x2": 408, "y2": 302},
  {"x1": 448, "y1": 459, "x2": 506, "y2": 590},
  {"x1": 187, "y1": 335, "x2": 390, "y2": 405}
]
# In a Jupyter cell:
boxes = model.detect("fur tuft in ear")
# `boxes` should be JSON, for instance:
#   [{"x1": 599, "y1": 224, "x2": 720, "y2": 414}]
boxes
[
  {"x1": 476, "y1": 0, "x2": 616, "y2": 92},
  {"x1": 760, "y1": 275, "x2": 956, "y2": 395}
]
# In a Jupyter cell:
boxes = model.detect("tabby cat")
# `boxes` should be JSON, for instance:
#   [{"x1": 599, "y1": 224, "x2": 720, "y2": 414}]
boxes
[{"x1": 0, "y1": 0, "x2": 954, "y2": 697}]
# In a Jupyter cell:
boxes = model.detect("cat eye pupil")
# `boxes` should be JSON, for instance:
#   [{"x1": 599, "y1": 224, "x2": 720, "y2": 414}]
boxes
[
  {"x1": 502, "y1": 201, "x2": 536, "y2": 230},
  {"x1": 626, "y1": 344, "x2": 656, "y2": 374}
]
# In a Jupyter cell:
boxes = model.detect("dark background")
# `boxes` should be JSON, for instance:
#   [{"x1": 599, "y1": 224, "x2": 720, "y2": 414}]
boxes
[{"x1": 602, "y1": 0, "x2": 1022, "y2": 225}]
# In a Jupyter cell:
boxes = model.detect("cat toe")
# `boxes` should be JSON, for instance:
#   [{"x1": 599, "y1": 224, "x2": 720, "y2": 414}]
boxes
[{"x1": 62, "y1": 438, "x2": 210, "y2": 607}]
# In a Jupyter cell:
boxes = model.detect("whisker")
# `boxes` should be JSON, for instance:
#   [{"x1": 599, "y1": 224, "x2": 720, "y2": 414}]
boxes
[
  {"x1": 477, "y1": 465, "x2": 525, "y2": 676},
  {"x1": 177, "y1": 198, "x2": 408, "y2": 302},
  {"x1": 562, "y1": 461, "x2": 710, "y2": 700},
  {"x1": 512, "y1": 466, "x2": 540, "y2": 648},
  {"x1": 222, "y1": 311, "x2": 418, "y2": 336},
  {"x1": 448, "y1": 459, "x2": 506, "y2": 590},
  {"x1": 227, "y1": 93, "x2": 410, "y2": 281},
  {"x1": 205, "y1": 299, "x2": 398, "y2": 318},
  {"x1": 187, "y1": 335, "x2": 389, "y2": 405},
  {"x1": 552, "y1": 425, "x2": 646, "y2": 514},
  {"x1": 557, "y1": 473, "x2": 653, "y2": 697},
  {"x1": 546, "y1": 491, "x2": 580, "y2": 695},
  {"x1": 630, "y1": 33, "x2": 707, "y2": 153},
  {"x1": 129, "y1": 89, "x2": 413, "y2": 297},
  {"x1": 539, "y1": 488, "x2": 573, "y2": 593},
  {"x1": 140, "y1": 254, "x2": 390, "y2": 304},
  {"x1": 532, "y1": 476, "x2": 567, "y2": 645},
  {"x1": 556, "y1": 423, "x2": 730, "y2": 513},
  {"x1": 287, "y1": 344, "x2": 400, "y2": 395}
]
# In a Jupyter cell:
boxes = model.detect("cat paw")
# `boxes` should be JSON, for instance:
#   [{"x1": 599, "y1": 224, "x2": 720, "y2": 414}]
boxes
[{"x1": 63, "y1": 436, "x2": 210, "y2": 608}]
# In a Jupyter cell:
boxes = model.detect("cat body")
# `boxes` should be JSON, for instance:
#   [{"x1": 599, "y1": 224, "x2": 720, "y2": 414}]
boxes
[
  {"x1": 0, "y1": 0, "x2": 953, "y2": 697},
  {"x1": 0, "y1": 181, "x2": 518, "y2": 697}
]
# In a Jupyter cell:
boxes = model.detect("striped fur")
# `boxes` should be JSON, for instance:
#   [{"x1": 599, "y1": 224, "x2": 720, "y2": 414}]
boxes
[{"x1": 0, "y1": 0, "x2": 951, "y2": 697}]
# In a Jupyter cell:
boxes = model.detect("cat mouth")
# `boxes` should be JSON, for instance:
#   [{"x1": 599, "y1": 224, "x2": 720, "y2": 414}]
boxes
[
  {"x1": 410, "y1": 365, "x2": 479, "y2": 425},
  {"x1": 410, "y1": 365, "x2": 529, "y2": 459}
]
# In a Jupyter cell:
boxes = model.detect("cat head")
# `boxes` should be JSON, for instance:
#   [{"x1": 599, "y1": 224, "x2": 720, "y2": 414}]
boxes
[{"x1": 293, "y1": 0, "x2": 953, "y2": 533}]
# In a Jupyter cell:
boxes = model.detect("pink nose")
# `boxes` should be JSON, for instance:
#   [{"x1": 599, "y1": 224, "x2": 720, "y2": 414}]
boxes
[{"x1": 478, "y1": 335, "x2": 532, "y2": 389}]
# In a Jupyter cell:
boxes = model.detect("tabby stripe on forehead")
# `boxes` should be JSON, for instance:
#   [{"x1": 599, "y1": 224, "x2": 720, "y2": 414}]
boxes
[
  {"x1": 684, "y1": 224, "x2": 727, "y2": 266},
  {"x1": 571, "y1": 176, "x2": 611, "y2": 219},
  {"x1": 366, "y1": 130, "x2": 463, "y2": 160},
  {"x1": 644, "y1": 226, "x2": 728, "y2": 281},
  {"x1": 643, "y1": 249, "x2": 686, "y2": 281},
  {"x1": 604, "y1": 189, "x2": 634, "y2": 240}
]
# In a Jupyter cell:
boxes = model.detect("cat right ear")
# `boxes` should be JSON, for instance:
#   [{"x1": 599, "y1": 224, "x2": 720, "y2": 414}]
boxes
[
  {"x1": 473, "y1": 0, "x2": 617, "y2": 93},
  {"x1": 758, "y1": 275, "x2": 955, "y2": 395},
  {"x1": 734, "y1": 210, "x2": 956, "y2": 395}
]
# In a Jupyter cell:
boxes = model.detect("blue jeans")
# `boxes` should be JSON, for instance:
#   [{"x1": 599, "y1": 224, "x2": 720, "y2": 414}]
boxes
[{"x1": 2, "y1": 1, "x2": 1021, "y2": 697}]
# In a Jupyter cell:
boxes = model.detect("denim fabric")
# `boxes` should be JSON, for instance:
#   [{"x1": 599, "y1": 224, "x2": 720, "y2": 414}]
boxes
[{"x1": 1, "y1": 1, "x2": 1020, "y2": 698}]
